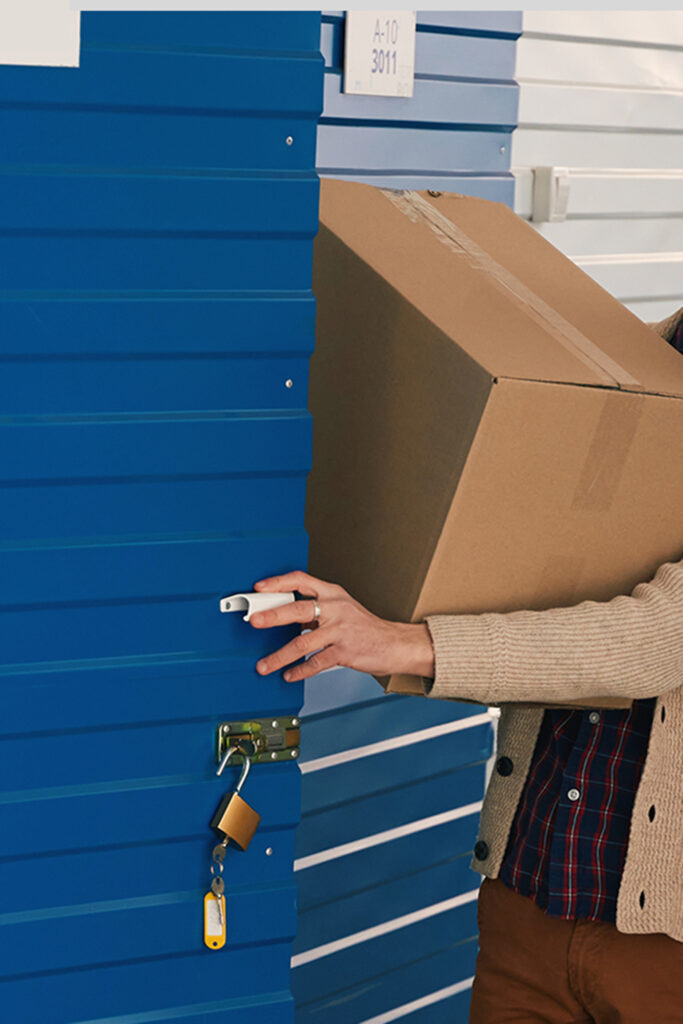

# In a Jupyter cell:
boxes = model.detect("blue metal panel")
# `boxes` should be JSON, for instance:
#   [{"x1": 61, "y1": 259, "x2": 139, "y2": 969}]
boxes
[
  {"x1": 298, "y1": 810, "x2": 482, "y2": 913},
  {"x1": 83, "y1": 11, "x2": 321, "y2": 50},
  {"x1": 8, "y1": 952, "x2": 295, "y2": 1024},
  {"x1": 298, "y1": 759, "x2": 489, "y2": 855},
  {"x1": 0, "y1": 105, "x2": 315, "y2": 171},
  {"x1": 322, "y1": 74, "x2": 517, "y2": 128},
  {"x1": 317, "y1": 11, "x2": 521, "y2": 203},
  {"x1": 417, "y1": 11, "x2": 522, "y2": 36},
  {"x1": 297, "y1": 854, "x2": 475, "y2": 951},
  {"x1": 0, "y1": 297, "x2": 316, "y2": 355},
  {"x1": 293, "y1": 901, "x2": 479, "y2": 1007},
  {"x1": 400, "y1": 990, "x2": 474, "y2": 1024},
  {"x1": 319, "y1": 170, "x2": 518, "y2": 200},
  {"x1": 0, "y1": 11, "x2": 322, "y2": 1023},
  {"x1": 294, "y1": 698, "x2": 491, "y2": 1021},
  {"x1": 295, "y1": 940, "x2": 478, "y2": 1024},
  {"x1": 300, "y1": 729, "x2": 492, "y2": 815},
  {"x1": 318, "y1": 124, "x2": 511, "y2": 173},
  {"x1": 303, "y1": 692, "x2": 488, "y2": 758}
]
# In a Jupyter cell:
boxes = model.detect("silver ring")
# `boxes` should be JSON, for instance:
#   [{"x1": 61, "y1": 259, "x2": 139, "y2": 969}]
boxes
[{"x1": 312, "y1": 600, "x2": 321, "y2": 622}]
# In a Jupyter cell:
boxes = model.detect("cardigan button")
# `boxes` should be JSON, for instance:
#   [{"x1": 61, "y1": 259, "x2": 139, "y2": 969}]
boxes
[
  {"x1": 474, "y1": 840, "x2": 489, "y2": 861},
  {"x1": 496, "y1": 756, "x2": 514, "y2": 776}
]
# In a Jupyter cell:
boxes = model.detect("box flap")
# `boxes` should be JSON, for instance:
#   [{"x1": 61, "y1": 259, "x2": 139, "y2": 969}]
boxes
[
  {"x1": 426, "y1": 190, "x2": 683, "y2": 399},
  {"x1": 318, "y1": 178, "x2": 683, "y2": 396}
]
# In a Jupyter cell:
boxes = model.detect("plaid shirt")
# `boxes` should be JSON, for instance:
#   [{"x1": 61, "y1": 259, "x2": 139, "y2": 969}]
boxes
[
  {"x1": 498, "y1": 318, "x2": 681, "y2": 923},
  {"x1": 498, "y1": 699, "x2": 656, "y2": 922}
]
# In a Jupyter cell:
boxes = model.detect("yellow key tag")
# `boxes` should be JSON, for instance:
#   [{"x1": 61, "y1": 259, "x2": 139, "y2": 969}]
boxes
[{"x1": 203, "y1": 891, "x2": 226, "y2": 950}]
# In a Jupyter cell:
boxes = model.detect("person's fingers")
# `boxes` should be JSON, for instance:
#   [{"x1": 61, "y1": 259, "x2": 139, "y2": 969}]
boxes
[
  {"x1": 253, "y1": 570, "x2": 339, "y2": 600},
  {"x1": 256, "y1": 627, "x2": 332, "y2": 676},
  {"x1": 250, "y1": 599, "x2": 320, "y2": 630},
  {"x1": 283, "y1": 646, "x2": 339, "y2": 682}
]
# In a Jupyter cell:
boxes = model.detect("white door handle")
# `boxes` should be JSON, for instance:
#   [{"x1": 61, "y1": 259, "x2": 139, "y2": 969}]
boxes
[{"x1": 219, "y1": 591, "x2": 295, "y2": 621}]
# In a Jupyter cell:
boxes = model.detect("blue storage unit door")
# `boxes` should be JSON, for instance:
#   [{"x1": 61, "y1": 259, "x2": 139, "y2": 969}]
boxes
[
  {"x1": 292, "y1": 12, "x2": 521, "y2": 1024},
  {"x1": 318, "y1": 11, "x2": 521, "y2": 202},
  {"x1": 0, "y1": 13, "x2": 322, "y2": 1023}
]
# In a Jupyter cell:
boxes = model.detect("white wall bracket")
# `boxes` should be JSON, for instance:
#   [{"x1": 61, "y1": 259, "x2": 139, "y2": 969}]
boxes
[{"x1": 532, "y1": 166, "x2": 570, "y2": 223}]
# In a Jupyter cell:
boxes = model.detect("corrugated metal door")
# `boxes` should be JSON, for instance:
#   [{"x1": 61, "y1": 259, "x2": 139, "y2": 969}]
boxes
[
  {"x1": 317, "y1": 10, "x2": 521, "y2": 200},
  {"x1": 513, "y1": 11, "x2": 683, "y2": 323},
  {"x1": 0, "y1": 12, "x2": 322, "y2": 1023},
  {"x1": 291, "y1": 13, "x2": 520, "y2": 1024}
]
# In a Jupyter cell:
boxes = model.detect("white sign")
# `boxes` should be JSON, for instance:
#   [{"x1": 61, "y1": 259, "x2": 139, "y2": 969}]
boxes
[
  {"x1": 0, "y1": 0, "x2": 80, "y2": 67},
  {"x1": 344, "y1": 11, "x2": 416, "y2": 98}
]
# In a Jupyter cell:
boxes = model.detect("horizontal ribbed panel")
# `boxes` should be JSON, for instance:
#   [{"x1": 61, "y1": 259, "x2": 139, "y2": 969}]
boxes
[
  {"x1": 296, "y1": 944, "x2": 477, "y2": 1024},
  {"x1": 512, "y1": 11, "x2": 683, "y2": 323},
  {"x1": 0, "y1": 11, "x2": 322, "y2": 1022},
  {"x1": 316, "y1": 11, "x2": 520, "y2": 201},
  {"x1": 295, "y1": 663, "x2": 493, "y2": 1023}
]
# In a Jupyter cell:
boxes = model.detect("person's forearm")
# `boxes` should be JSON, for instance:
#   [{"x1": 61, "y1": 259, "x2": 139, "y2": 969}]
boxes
[{"x1": 424, "y1": 556, "x2": 683, "y2": 705}]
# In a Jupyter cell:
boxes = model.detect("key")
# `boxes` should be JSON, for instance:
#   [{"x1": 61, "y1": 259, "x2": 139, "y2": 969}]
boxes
[
  {"x1": 211, "y1": 876, "x2": 225, "y2": 930},
  {"x1": 212, "y1": 842, "x2": 227, "y2": 864}
]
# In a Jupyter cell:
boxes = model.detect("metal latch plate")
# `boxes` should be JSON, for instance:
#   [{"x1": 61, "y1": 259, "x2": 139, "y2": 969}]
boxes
[{"x1": 216, "y1": 717, "x2": 300, "y2": 766}]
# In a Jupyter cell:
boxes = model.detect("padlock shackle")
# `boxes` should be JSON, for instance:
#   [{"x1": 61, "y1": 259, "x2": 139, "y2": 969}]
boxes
[
  {"x1": 216, "y1": 744, "x2": 237, "y2": 777},
  {"x1": 235, "y1": 755, "x2": 251, "y2": 794}
]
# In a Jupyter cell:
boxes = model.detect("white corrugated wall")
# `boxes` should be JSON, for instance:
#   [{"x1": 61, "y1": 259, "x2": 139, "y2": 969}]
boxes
[{"x1": 513, "y1": 11, "x2": 683, "y2": 324}]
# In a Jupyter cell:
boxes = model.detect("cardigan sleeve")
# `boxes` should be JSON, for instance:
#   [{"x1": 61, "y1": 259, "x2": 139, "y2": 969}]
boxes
[{"x1": 424, "y1": 556, "x2": 683, "y2": 705}]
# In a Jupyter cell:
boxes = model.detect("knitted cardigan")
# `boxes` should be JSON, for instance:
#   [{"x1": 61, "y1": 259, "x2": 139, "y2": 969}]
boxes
[{"x1": 423, "y1": 554, "x2": 683, "y2": 941}]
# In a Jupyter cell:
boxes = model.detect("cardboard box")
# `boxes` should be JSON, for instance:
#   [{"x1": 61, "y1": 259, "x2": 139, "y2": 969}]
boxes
[{"x1": 305, "y1": 179, "x2": 683, "y2": 706}]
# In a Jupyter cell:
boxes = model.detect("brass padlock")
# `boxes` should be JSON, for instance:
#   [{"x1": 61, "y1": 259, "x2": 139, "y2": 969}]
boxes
[{"x1": 210, "y1": 755, "x2": 261, "y2": 851}]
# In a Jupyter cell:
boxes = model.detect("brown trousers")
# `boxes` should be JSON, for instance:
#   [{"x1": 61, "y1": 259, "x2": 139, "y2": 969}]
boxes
[{"x1": 469, "y1": 878, "x2": 683, "y2": 1024}]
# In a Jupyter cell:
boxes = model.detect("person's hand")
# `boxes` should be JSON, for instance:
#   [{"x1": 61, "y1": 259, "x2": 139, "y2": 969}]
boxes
[{"x1": 249, "y1": 570, "x2": 434, "y2": 682}]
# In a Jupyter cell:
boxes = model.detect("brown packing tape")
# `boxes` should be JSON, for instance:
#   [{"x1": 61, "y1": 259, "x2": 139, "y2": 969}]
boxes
[
  {"x1": 572, "y1": 392, "x2": 645, "y2": 512},
  {"x1": 382, "y1": 190, "x2": 641, "y2": 390}
]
